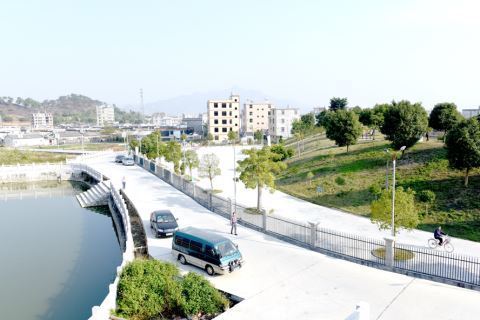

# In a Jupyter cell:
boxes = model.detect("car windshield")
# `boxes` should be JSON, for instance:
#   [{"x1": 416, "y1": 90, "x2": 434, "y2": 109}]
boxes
[
  {"x1": 215, "y1": 241, "x2": 237, "y2": 258},
  {"x1": 124, "y1": 157, "x2": 133, "y2": 161},
  {"x1": 156, "y1": 214, "x2": 175, "y2": 223}
]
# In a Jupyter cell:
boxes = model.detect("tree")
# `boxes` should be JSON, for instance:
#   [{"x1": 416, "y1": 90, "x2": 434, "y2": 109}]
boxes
[
  {"x1": 359, "y1": 104, "x2": 388, "y2": 140},
  {"x1": 270, "y1": 144, "x2": 294, "y2": 161},
  {"x1": 324, "y1": 110, "x2": 362, "y2": 152},
  {"x1": 306, "y1": 171, "x2": 314, "y2": 186},
  {"x1": 300, "y1": 113, "x2": 316, "y2": 132},
  {"x1": 316, "y1": 110, "x2": 328, "y2": 127},
  {"x1": 254, "y1": 130, "x2": 263, "y2": 143},
  {"x1": 206, "y1": 133, "x2": 214, "y2": 145},
  {"x1": 370, "y1": 187, "x2": 419, "y2": 235},
  {"x1": 380, "y1": 100, "x2": 428, "y2": 149},
  {"x1": 351, "y1": 106, "x2": 362, "y2": 115},
  {"x1": 429, "y1": 103, "x2": 462, "y2": 141},
  {"x1": 329, "y1": 97, "x2": 348, "y2": 111},
  {"x1": 198, "y1": 153, "x2": 221, "y2": 190},
  {"x1": 418, "y1": 190, "x2": 436, "y2": 215},
  {"x1": 445, "y1": 118, "x2": 480, "y2": 186},
  {"x1": 237, "y1": 147, "x2": 287, "y2": 211},
  {"x1": 184, "y1": 150, "x2": 200, "y2": 180},
  {"x1": 165, "y1": 141, "x2": 182, "y2": 174},
  {"x1": 227, "y1": 130, "x2": 238, "y2": 143}
]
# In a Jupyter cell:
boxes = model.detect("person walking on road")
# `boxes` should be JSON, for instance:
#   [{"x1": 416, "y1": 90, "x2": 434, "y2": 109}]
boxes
[
  {"x1": 231, "y1": 211, "x2": 238, "y2": 236},
  {"x1": 122, "y1": 176, "x2": 126, "y2": 189}
]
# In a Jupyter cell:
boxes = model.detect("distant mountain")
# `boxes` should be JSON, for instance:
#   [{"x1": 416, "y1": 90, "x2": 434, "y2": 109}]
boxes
[{"x1": 140, "y1": 88, "x2": 307, "y2": 116}]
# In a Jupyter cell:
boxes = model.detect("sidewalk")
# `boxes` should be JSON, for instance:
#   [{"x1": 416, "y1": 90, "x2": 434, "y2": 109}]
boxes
[{"x1": 87, "y1": 154, "x2": 480, "y2": 320}]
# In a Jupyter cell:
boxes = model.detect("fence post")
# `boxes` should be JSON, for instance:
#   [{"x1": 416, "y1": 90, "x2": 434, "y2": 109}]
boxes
[
  {"x1": 384, "y1": 236, "x2": 395, "y2": 268},
  {"x1": 308, "y1": 222, "x2": 319, "y2": 248},
  {"x1": 262, "y1": 209, "x2": 267, "y2": 231}
]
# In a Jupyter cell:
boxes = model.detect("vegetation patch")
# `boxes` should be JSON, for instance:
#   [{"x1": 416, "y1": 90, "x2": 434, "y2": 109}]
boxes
[
  {"x1": 371, "y1": 247, "x2": 415, "y2": 261},
  {"x1": 0, "y1": 148, "x2": 72, "y2": 165},
  {"x1": 115, "y1": 259, "x2": 229, "y2": 320}
]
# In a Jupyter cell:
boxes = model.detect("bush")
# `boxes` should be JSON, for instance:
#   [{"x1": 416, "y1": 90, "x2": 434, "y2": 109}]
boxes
[
  {"x1": 335, "y1": 176, "x2": 346, "y2": 185},
  {"x1": 270, "y1": 144, "x2": 295, "y2": 161},
  {"x1": 368, "y1": 184, "x2": 382, "y2": 198},
  {"x1": 180, "y1": 273, "x2": 229, "y2": 316},
  {"x1": 115, "y1": 259, "x2": 228, "y2": 319}
]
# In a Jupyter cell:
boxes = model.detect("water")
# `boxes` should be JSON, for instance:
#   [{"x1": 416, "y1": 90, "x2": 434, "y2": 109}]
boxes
[{"x1": 0, "y1": 181, "x2": 122, "y2": 320}]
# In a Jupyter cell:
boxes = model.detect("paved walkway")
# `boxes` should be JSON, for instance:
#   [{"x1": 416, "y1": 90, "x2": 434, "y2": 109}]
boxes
[
  {"x1": 187, "y1": 145, "x2": 480, "y2": 258},
  {"x1": 86, "y1": 153, "x2": 480, "y2": 320}
]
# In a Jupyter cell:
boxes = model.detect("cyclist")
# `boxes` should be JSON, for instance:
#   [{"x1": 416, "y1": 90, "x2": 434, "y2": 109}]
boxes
[{"x1": 434, "y1": 226, "x2": 446, "y2": 246}]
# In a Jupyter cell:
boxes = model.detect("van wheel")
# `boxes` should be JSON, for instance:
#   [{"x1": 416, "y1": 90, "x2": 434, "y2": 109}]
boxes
[
  {"x1": 178, "y1": 254, "x2": 187, "y2": 265},
  {"x1": 205, "y1": 265, "x2": 214, "y2": 276}
]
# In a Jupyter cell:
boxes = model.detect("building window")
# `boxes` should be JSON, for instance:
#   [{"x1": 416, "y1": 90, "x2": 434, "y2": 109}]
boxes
[
  {"x1": 249, "y1": 112, "x2": 253, "y2": 116},
  {"x1": 222, "y1": 103, "x2": 227, "y2": 108},
  {"x1": 229, "y1": 119, "x2": 232, "y2": 124},
  {"x1": 215, "y1": 135, "x2": 219, "y2": 140},
  {"x1": 235, "y1": 123, "x2": 238, "y2": 126},
  {"x1": 229, "y1": 111, "x2": 232, "y2": 116},
  {"x1": 214, "y1": 103, "x2": 218, "y2": 108},
  {"x1": 214, "y1": 111, "x2": 218, "y2": 116},
  {"x1": 230, "y1": 128, "x2": 233, "y2": 131},
  {"x1": 282, "y1": 111, "x2": 285, "y2": 115},
  {"x1": 214, "y1": 119, "x2": 218, "y2": 124},
  {"x1": 222, "y1": 111, "x2": 227, "y2": 116},
  {"x1": 222, "y1": 119, "x2": 227, "y2": 124},
  {"x1": 222, "y1": 128, "x2": 227, "y2": 132},
  {"x1": 235, "y1": 115, "x2": 237, "y2": 118},
  {"x1": 228, "y1": 103, "x2": 232, "y2": 108},
  {"x1": 235, "y1": 107, "x2": 237, "y2": 110},
  {"x1": 214, "y1": 127, "x2": 219, "y2": 132},
  {"x1": 281, "y1": 119, "x2": 285, "y2": 123},
  {"x1": 281, "y1": 127, "x2": 285, "y2": 132},
  {"x1": 249, "y1": 119, "x2": 253, "y2": 123}
]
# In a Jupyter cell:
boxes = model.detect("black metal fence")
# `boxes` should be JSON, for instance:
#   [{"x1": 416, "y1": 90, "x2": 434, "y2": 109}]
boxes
[{"x1": 135, "y1": 155, "x2": 480, "y2": 290}]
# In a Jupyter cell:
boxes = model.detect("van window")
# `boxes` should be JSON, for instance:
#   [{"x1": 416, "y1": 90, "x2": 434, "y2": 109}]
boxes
[
  {"x1": 190, "y1": 240, "x2": 203, "y2": 253},
  {"x1": 175, "y1": 235, "x2": 190, "y2": 248},
  {"x1": 216, "y1": 241, "x2": 237, "y2": 258},
  {"x1": 205, "y1": 245, "x2": 216, "y2": 257}
]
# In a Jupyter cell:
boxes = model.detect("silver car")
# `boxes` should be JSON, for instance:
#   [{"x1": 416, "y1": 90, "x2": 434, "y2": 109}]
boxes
[{"x1": 122, "y1": 157, "x2": 135, "y2": 166}]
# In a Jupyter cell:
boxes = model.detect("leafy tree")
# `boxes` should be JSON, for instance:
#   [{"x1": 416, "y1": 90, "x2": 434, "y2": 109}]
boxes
[
  {"x1": 270, "y1": 144, "x2": 294, "y2": 161},
  {"x1": 227, "y1": 130, "x2": 238, "y2": 143},
  {"x1": 254, "y1": 130, "x2": 263, "y2": 143},
  {"x1": 184, "y1": 150, "x2": 199, "y2": 180},
  {"x1": 329, "y1": 97, "x2": 348, "y2": 111},
  {"x1": 380, "y1": 100, "x2": 428, "y2": 149},
  {"x1": 445, "y1": 118, "x2": 480, "y2": 186},
  {"x1": 198, "y1": 153, "x2": 221, "y2": 190},
  {"x1": 300, "y1": 113, "x2": 316, "y2": 131},
  {"x1": 370, "y1": 187, "x2": 419, "y2": 235},
  {"x1": 324, "y1": 110, "x2": 362, "y2": 152},
  {"x1": 237, "y1": 147, "x2": 287, "y2": 211},
  {"x1": 316, "y1": 110, "x2": 328, "y2": 127},
  {"x1": 351, "y1": 106, "x2": 362, "y2": 115},
  {"x1": 165, "y1": 141, "x2": 182, "y2": 174},
  {"x1": 418, "y1": 190, "x2": 436, "y2": 215},
  {"x1": 359, "y1": 104, "x2": 388, "y2": 140},
  {"x1": 206, "y1": 133, "x2": 214, "y2": 145},
  {"x1": 428, "y1": 103, "x2": 462, "y2": 141}
]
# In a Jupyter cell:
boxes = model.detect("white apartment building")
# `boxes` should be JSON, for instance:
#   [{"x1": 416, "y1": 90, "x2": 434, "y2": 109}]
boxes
[
  {"x1": 242, "y1": 100, "x2": 274, "y2": 135},
  {"x1": 152, "y1": 113, "x2": 183, "y2": 127},
  {"x1": 462, "y1": 107, "x2": 480, "y2": 119},
  {"x1": 268, "y1": 107, "x2": 300, "y2": 142},
  {"x1": 96, "y1": 104, "x2": 115, "y2": 127},
  {"x1": 31, "y1": 113, "x2": 53, "y2": 129},
  {"x1": 207, "y1": 94, "x2": 241, "y2": 142}
]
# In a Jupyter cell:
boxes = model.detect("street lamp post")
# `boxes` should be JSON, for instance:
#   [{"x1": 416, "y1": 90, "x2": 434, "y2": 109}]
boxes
[
  {"x1": 233, "y1": 138, "x2": 237, "y2": 213},
  {"x1": 391, "y1": 146, "x2": 406, "y2": 236}
]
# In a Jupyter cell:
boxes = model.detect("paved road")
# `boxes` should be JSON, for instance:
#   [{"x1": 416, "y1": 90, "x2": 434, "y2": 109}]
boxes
[{"x1": 87, "y1": 154, "x2": 480, "y2": 320}]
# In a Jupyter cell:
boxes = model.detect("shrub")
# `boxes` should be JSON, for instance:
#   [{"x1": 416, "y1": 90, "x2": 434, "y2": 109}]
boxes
[
  {"x1": 368, "y1": 184, "x2": 382, "y2": 198},
  {"x1": 180, "y1": 272, "x2": 229, "y2": 316},
  {"x1": 270, "y1": 144, "x2": 295, "y2": 161},
  {"x1": 335, "y1": 176, "x2": 346, "y2": 185}
]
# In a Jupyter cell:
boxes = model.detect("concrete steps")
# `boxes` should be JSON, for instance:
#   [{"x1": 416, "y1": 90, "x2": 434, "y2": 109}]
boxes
[{"x1": 76, "y1": 182, "x2": 111, "y2": 208}]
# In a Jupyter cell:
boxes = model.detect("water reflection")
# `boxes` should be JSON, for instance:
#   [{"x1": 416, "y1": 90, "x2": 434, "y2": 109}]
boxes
[{"x1": 0, "y1": 182, "x2": 122, "y2": 320}]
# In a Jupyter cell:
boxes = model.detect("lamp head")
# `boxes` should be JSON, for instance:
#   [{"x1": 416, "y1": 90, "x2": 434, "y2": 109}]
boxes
[{"x1": 400, "y1": 146, "x2": 407, "y2": 151}]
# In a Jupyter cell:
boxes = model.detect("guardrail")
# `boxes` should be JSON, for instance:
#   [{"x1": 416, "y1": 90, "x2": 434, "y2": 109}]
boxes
[
  {"x1": 70, "y1": 163, "x2": 104, "y2": 182},
  {"x1": 89, "y1": 182, "x2": 135, "y2": 320},
  {"x1": 135, "y1": 154, "x2": 480, "y2": 290}
]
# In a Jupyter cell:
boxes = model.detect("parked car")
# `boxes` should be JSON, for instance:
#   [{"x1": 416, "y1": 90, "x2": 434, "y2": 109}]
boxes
[
  {"x1": 172, "y1": 227, "x2": 244, "y2": 275},
  {"x1": 115, "y1": 154, "x2": 125, "y2": 163},
  {"x1": 150, "y1": 210, "x2": 179, "y2": 237},
  {"x1": 122, "y1": 156, "x2": 134, "y2": 166}
]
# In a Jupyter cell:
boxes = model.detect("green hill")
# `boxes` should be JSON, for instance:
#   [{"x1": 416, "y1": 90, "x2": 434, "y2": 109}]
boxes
[{"x1": 277, "y1": 134, "x2": 480, "y2": 241}]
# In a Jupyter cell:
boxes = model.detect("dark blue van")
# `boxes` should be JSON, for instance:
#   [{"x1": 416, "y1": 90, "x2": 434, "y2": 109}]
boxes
[{"x1": 172, "y1": 227, "x2": 244, "y2": 275}]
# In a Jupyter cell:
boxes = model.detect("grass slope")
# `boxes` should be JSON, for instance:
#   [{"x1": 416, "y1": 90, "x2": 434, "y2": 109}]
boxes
[
  {"x1": 277, "y1": 135, "x2": 480, "y2": 241},
  {"x1": 0, "y1": 148, "x2": 71, "y2": 165}
]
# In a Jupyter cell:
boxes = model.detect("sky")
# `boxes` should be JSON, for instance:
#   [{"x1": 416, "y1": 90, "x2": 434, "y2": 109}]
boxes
[{"x1": 1, "y1": 0, "x2": 479, "y2": 111}]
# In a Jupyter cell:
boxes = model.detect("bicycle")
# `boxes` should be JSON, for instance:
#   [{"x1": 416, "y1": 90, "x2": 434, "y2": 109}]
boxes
[{"x1": 428, "y1": 235, "x2": 454, "y2": 253}]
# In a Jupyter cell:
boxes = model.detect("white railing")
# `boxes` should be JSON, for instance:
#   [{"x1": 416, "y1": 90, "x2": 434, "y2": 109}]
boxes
[
  {"x1": 0, "y1": 162, "x2": 68, "y2": 182},
  {"x1": 89, "y1": 183, "x2": 135, "y2": 320},
  {"x1": 70, "y1": 163, "x2": 104, "y2": 182},
  {"x1": 66, "y1": 151, "x2": 114, "y2": 164}
]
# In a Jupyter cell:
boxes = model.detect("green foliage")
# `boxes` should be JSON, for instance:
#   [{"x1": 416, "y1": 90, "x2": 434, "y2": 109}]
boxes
[
  {"x1": 316, "y1": 110, "x2": 328, "y2": 127},
  {"x1": 180, "y1": 273, "x2": 229, "y2": 316},
  {"x1": 198, "y1": 153, "x2": 221, "y2": 190},
  {"x1": 323, "y1": 110, "x2": 362, "y2": 152},
  {"x1": 335, "y1": 176, "x2": 346, "y2": 185},
  {"x1": 329, "y1": 97, "x2": 348, "y2": 111},
  {"x1": 306, "y1": 171, "x2": 314, "y2": 185},
  {"x1": 0, "y1": 149, "x2": 69, "y2": 165},
  {"x1": 380, "y1": 100, "x2": 428, "y2": 149},
  {"x1": 165, "y1": 141, "x2": 182, "y2": 174},
  {"x1": 370, "y1": 187, "x2": 419, "y2": 235},
  {"x1": 418, "y1": 190, "x2": 436, "y2": 204},
  {"x1": 270, "y1": 144, "x2": 295, "y2": 161},
  {"x1": 115, "y1": 107, "x2": 143, "y2": 124},
  {"x1": 115, "y1": 260, "x2": 227, "y2": 320},
  {"x1": 428, "y1": 103, "x2": 462, "y2": 135},
  {"x1": 227, "y1": 130, "x2": 238, "y2": 142},
  {"x1": 445, "y1": 118, "x2": 480, "y2": 186},
  {"x1": 207, "y1": 133, "x2": 214, "y2": 141},
  {"x1": 300, "y1": 113, "x2": 316, "y2": 130},
  {"x1": 237, "y1": 147, "x2": 287, "y2": 210},
  {"x1": 184, "y1": 149, "x2": 200, "y2": 179},
  {"x1": 368, "y1": 184, "x2": 382, "y2": 198},
  {"x1": 254, "y1": 130, "x2": 263, "y2": 142}
]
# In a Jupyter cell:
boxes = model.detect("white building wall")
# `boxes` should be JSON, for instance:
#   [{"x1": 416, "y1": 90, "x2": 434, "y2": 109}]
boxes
[
  {"x1": 207, "y1": 95, "x2": 241, "y2": 142},
  {"x1": 96, "y1": 105, "x2": 115, "y2": 126},
  {"x1": 268, "y1": 108, "x2": 300, "y2": 141},
  {"x1": 242, "y1": 101, "x2": 274, "y2": 134}
]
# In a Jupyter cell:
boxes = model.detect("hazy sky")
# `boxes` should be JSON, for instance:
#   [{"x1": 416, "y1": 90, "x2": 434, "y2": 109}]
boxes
[{"x1": 1, "y1": 0, "x2": 479, "y2": 110}]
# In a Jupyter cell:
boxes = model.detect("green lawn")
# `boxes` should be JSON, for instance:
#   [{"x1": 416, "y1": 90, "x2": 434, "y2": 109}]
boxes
[
  {"x1": 0, "y1": 148, "x2": 73, "y2": 165},
  {"x1": 277, "y1": 135, "x2": 480, "y2": 241}
]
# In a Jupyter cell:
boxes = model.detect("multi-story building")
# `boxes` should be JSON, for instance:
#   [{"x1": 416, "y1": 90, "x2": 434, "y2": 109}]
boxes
[
  {"x1": 182, "y1": 114, "x2": 204, "y2": 135},
  {"x1": 268, "y1": 107, "x2": 300, "y2": 142},
  {"x1": 242, "y1": 100, "x2": 274, "y2": 135},
  {"x1": 31, "y1": 112, "x2": 53, "y2": 129},
  {"x1": 207, "y1": 94, "x2": 240, "y2": 142},
  {"x1": 152, "y1": 113, "x2": 182, "y2": 127},
  {"x1": 462, "y1": 107, "x2": 480, "y2": 119},
  {"x1": 96, "y1": 104, "x2": 115, "y2": 127}
]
